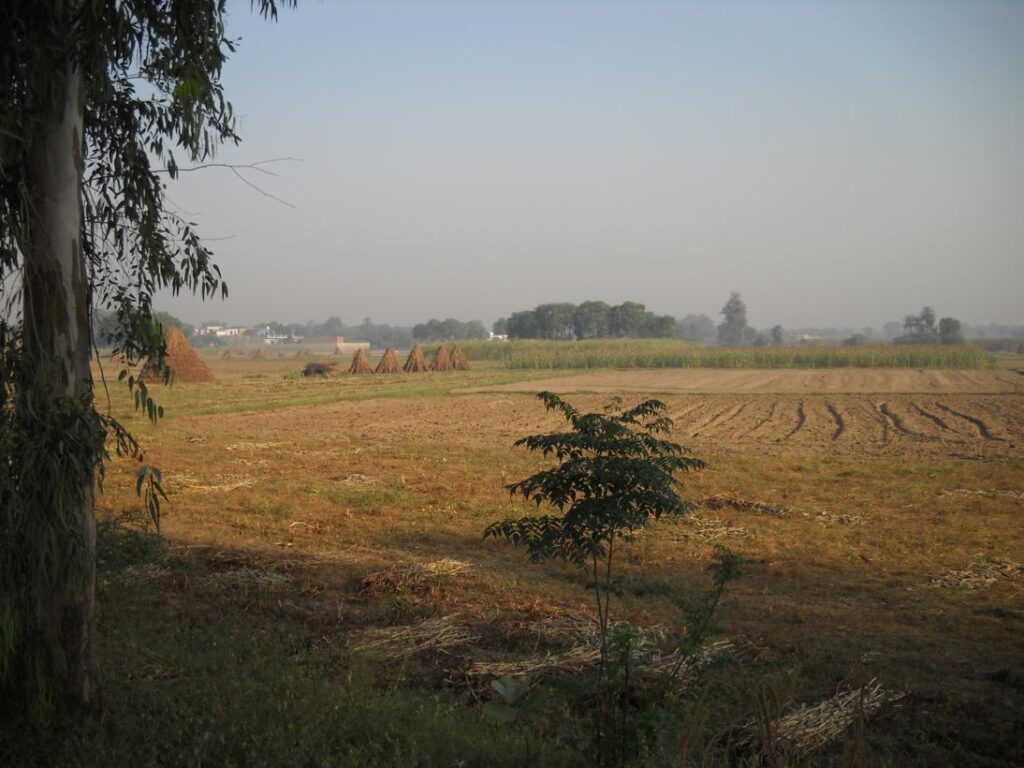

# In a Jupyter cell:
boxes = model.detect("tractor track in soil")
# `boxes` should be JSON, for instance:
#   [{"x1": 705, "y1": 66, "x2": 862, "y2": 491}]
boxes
[
  {"x1": 826, "y1": 403, "x2": 845, "y2": 440},
  {"x1": 932, "y1": 402, "x2": 1005, "y2": 442}
]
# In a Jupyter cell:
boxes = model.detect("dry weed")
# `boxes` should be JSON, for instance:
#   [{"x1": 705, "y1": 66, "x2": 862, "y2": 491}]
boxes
[
  {"x1": 738, "y1": 679, "x2": 905, "y2": 756},
  {"x1": 350, "y1": 616, "x2": 478, "y2": 657},
  {"x1": 930, "y1": 558, "x2": 1023, "y2": 589}
]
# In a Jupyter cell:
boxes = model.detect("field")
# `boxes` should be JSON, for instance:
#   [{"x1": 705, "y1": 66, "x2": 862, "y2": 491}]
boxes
[
  {"x1": 459, "y1": 339, "x2": 995, "y2": 370},
  {"x1": 11, "y1": 354, "x2": 1022, "y2": 766}
]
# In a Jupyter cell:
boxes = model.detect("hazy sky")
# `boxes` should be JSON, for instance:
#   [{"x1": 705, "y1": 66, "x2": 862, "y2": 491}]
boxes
[{"x1": 162, "y1": 0, "x2": 1024, "y2": 330}]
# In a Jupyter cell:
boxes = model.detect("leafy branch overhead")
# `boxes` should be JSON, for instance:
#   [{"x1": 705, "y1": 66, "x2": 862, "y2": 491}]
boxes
[{"x1": 486, "y1": 393, "x2": 705, "y2": 564}]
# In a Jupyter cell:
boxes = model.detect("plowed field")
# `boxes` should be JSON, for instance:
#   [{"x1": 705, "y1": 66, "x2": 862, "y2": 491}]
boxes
[
  {"x1": 462, "y1": 367, "x2": 1022, "y2": 394},
  {"x1": 74, "y1": 359, "x2": 1022, "y2": 767}
]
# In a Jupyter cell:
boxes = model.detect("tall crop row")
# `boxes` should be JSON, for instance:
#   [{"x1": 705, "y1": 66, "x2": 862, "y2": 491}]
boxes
[{"x1": 457, "y1": 340, "x2": 992, "y2": 370}]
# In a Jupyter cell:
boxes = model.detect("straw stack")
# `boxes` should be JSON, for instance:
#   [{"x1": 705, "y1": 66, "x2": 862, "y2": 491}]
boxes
[
  {"x1": 348, "y1": 348, "x2": 373, "y2": 374},
  {"x1": 375, "y1": 347, "x2": 401, "y2": 374}
]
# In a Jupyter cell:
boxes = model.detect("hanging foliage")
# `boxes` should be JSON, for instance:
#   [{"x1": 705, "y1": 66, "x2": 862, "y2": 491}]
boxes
[{"x1": 0, "y1": 1, "x2": 294, "y2": 718}]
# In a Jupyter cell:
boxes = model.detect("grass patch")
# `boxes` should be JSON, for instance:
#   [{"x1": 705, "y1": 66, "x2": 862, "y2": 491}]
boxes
[{"x1": 2, "y1": 525, "x2": 578, "y2": 768}]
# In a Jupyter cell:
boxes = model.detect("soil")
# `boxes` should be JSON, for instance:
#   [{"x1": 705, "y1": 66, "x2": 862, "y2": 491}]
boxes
[{"x1": 461, "y1": 368, "x2": 1022, "y2": 395}]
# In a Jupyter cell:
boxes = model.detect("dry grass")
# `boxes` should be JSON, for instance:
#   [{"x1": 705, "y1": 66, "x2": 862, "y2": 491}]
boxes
[
  {"x1": 362, "y1": 558, "x2": 473, "y2": 594},
  {"x1": 89, "y1": 358, "x2": 1024, "y2": 764},
  {"x1": 740, "y1": 680, "x2": 906, "y2": 756},
  {"x1": 349, "y1": 616, "x2": 479, "y2": 657},
  {"x1": 930, "y1": 558, "x2": 1024, "y2": 590},
  {"x1": 698, "y1": 494, "x2": 788, "y2": 517}
]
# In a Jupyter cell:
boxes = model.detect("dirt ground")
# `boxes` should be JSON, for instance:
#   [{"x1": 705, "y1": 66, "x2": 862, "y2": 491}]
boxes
[
  {"x1": 94, "y1": 360, "x2": 1024, "y2": 765},
  {"x1": 461, "y1": 367, "x2": 1023, "y2": 395}
]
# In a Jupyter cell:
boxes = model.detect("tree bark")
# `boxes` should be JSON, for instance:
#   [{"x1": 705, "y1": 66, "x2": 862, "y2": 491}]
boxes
[{"x1": 22, "y1": 44, "x2": 99, "y2": 708}]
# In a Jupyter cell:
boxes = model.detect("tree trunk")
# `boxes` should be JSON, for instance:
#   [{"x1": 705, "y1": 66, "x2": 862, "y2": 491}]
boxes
[{"x1": 21, "y1": 47, "x2": 99, "y2": 708}]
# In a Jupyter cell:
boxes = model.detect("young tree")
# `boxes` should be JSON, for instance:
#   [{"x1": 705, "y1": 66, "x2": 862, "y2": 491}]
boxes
[
  {"x1": 769, "y1": 325, "x2": 784, "y2": 346},
  {"x1": 717, "y1": 292, "x2": 750, "y2": 346},
  {"x1": 485, "y1": 394, "x2": 705, "y2": 660},
  {"x1": 1, "y1": 0, "x2": 294, "y2": 715}
]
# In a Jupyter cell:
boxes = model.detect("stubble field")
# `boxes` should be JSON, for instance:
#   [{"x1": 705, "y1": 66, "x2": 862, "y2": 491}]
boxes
[{"x1": 23, "y1": 356, "x2": 1021, "y2": 766}]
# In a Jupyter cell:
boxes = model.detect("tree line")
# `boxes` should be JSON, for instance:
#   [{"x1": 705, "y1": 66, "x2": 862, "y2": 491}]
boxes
[
  {"x1": 493, "y1": 301, "x2": 679, "y2": 340},
  {"x1": 491, "y1": 295, "x2": 765, "y2": 344}
]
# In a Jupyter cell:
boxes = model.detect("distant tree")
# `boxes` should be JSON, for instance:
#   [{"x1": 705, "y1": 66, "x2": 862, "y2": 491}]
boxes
[
  {"x1": 639, "y1": 314, "x2": 677, "y2": 339},
  {"x1": 882, "y1": 321, "x2": 903, "y2": 339},
  {"x1": 897, "y1": 306, "x2": 958, "y2": 344},
  {"x1": 507, "y1": 310, "x2": 539, "y2": 339},
  {"x1": 574, "y1": 301, "x2": 611, "y2": 340},
  {"x1": 609, "y1": 302, "x2": 648, "y2": 337},
  {"x1": 903, "y1": 306, "x2": 937, "y2": 338},
  {"x1": 938, "y1": 317, "x2": 963, "y2": 344},
  {"x1": 920, "y1": 306, "x2": 937, "y2": 334},
  {"x1": 676, "y1": 314, "x2": 715, "y2": 343},
  {"x1": 412, "y1": 318, "x2": 487, "y2": 341},
  {"x1": 465, "y1": 320, "x2": 488, "y2": 339},
  {"x1": 769, "y1": 325, "x2": 784, "y2": 346},
  {"x1": 492, "y1": 317, "x2": 509, "y2": 336},
  {"x1": 717, "y1": 292, "x2": 751, "y2": 346},
  {"x1": 322, "y1": 316, "x2": 344, "y2": 336},
  {"x1": 843, "y1": 333, "x2": 868, "y2": 346},
  {"x1": 534, "y1": 303, "x2": 577, "y2": 340}
]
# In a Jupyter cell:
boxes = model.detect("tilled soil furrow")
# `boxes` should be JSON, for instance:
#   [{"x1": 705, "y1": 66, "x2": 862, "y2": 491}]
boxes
[
  {"x1": 933, "y1": 402, "x2": 1005, "y2": 442},
  {"x1": 742, "y1": 401, "x2": 779, "y2": 437},
  {"x1": 911, "y1": 403, "x2": 951, "y2": 431},
  {"x1": 782, "y1": 400, "x2": 807, "y2": 441},
  {"x1": 669, "y1": 402, "x2": 705, "y2": 424},
  {"x1": 974, "y1": 398, "x2": 1024, "y2": 439},
  {"x1": 874, "y1": 403, "x2": 894, "y2": 443},
  {"x1": 825, "y1": 403, "x2": 845, "y2": 440},
  {"x1": 879, "y1": 402, "x2": 924, "y2": 438},
  {"x1": 673, "y1": 401, "x2": 719, "y2": 433},
  {"x1": 697, "y1": 403, "x2": 748, "y2": 436},
  {"x1": 691, "y1": 405, "x2": 743, "y2": 437}
]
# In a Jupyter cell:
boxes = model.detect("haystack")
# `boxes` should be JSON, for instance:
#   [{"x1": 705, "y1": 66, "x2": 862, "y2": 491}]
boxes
[
  {"x1": 139, "y1": 327, "x2": 214, "y2": 383},
  {"x1": 449, "y1": 344, "x2": 470, "y2": 371},
  {"x1": 348, "y1": 347, "x2": 373, "y2": 374},
  {"x1": 249, "y1": 348, "x2": 267, "y2": 360},
  {"x1": 375, "y1": 347, "x2": 401, "y2": 374},
  {"x1": 429, "y1": 345, "x2": 452, "y2": 372},
  {"x1": 220, "y1": 350, "x2": 234, "y2": 360},
  {"x1": 403, "y1": 344, "x2": 428, "y2": 372}
]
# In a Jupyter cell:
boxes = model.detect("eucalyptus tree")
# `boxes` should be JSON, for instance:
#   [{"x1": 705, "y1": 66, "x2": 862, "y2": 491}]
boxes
[{"x1": 0, "y1": 0, "x2": 294, "y2": 716}]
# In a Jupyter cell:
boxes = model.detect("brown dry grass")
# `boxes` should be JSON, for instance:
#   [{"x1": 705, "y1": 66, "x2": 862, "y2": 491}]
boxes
[{"x1": 94, "y1": 359, "x2": 1024, "y2": 764}]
